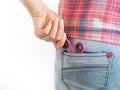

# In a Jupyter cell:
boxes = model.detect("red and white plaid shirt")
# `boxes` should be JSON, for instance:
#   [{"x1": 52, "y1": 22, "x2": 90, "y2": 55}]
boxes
[{"x1": 58, "y1": 0, "x2": 120, "y2": 45}]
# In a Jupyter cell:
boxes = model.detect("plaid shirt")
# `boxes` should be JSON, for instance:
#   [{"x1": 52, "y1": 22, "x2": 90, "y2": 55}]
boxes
[{"x1": 58, "y1": 0, "x2": 120, "y2": 45}]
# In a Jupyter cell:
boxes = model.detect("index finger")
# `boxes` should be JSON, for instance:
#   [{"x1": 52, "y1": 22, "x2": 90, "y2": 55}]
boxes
[{"x1": 35, "y1": 20, "x2": 52, "y2": 38}]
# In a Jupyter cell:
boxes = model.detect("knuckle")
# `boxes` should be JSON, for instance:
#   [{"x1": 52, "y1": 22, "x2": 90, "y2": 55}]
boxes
[
  {"x1": 56, "y1": 36, "x2": 61, "y2": 41},
  {"x1": 43, "y1": 30, "x2": 49, "y2": 35},
  {"x1": 49, "y1": 35, "x2": 55, "y2": 40},
  {"x1": 54, "y1": 17, "x2": 58, "y2": 21},
  {"x1": 53, "y1": 18, "x2": 58, "y2": 23},
  {"x1": 34, "y1": 30, "x2": 43, "y2": 39}
]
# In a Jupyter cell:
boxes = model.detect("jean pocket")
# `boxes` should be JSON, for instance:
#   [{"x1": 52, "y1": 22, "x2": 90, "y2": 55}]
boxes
[{"x1": 62, "y1": 52, "x2": 112, "y2": 90}]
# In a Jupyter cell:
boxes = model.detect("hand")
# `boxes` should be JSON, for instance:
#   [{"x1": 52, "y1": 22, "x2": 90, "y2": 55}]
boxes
[
  {"x1": 20, "y1": 0, "x2": 67, "y2": 50},
  {"x1": 31, "y1": 2, "x2": 67, "y2": 49}
]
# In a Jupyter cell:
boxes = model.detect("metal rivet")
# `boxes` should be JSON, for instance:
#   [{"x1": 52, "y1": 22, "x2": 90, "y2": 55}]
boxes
[{"x1": 106, "y1": 52, "x2": 113, "y2": 58}]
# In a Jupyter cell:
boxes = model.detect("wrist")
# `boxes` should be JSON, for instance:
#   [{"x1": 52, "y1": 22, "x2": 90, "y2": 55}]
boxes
[{"x1": 20, "y1": 0, "x2": 48, "y2": 17}]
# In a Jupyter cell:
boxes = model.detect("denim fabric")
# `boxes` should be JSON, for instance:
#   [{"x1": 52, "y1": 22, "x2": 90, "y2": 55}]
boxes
[{"x1": 55, "y1": 38, "x2": 120, "y2": 90}]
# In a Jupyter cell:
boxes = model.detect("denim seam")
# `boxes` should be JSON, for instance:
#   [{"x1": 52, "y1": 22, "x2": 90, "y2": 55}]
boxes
[
  {"x1": 104, "y1": 56, "x2": 113, "y2": 90},
  {"x1": 105, "y1": 55, "x2": 114, "y2": 90},
  {"x1": 61, "y1": 52, "x2": 71, "y2": 90},
  {"x1": 61, "y1": 53, "x2": 64, "y2": 81}
]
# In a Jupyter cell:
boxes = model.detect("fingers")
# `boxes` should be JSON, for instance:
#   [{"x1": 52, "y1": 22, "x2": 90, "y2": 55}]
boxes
[
  {"x1": 53, "y1": 33, "x2": 67, "y2": 50},
  {"x1": 34, "y1": 20, "x2": 52, "y2": 38},
  {"x1": 55, "y1": 18, "x2": 64, "y2": 41},
  {"x1": 34, "y1": 16, "x2": 66, "y2": 49},
  {"x1": 49, "y1": 18, "x2": 59, "y2": 41},
  {"x1": 34, "y1": 17, "x2": 67, "y2": 50},
  {"x1": 42, "y1": 18, "x2": 58, "y2": 41},
  {"x1": 43, "y1": 18, "x2": 64, "y2": 42}
]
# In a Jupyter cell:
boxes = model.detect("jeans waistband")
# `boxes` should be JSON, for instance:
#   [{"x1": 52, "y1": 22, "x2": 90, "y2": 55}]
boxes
[{"x1": 67, "y1": 38, "x2": 120, "y2": 53}]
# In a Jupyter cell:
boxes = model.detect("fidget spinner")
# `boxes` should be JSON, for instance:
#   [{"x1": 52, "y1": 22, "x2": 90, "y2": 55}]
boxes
[{"x1": 63, "y1": 39, "x2": 85, "y2": 53}]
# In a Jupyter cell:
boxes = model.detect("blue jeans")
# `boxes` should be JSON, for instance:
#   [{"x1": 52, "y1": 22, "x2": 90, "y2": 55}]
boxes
[{"x1": 55, "y1": 38, "x2": 120, "y2": 90}]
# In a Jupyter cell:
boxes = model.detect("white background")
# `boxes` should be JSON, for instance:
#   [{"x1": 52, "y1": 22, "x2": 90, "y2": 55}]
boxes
[{"x1": 0, "y1": 0, "x2": 59, "y2": 90}]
